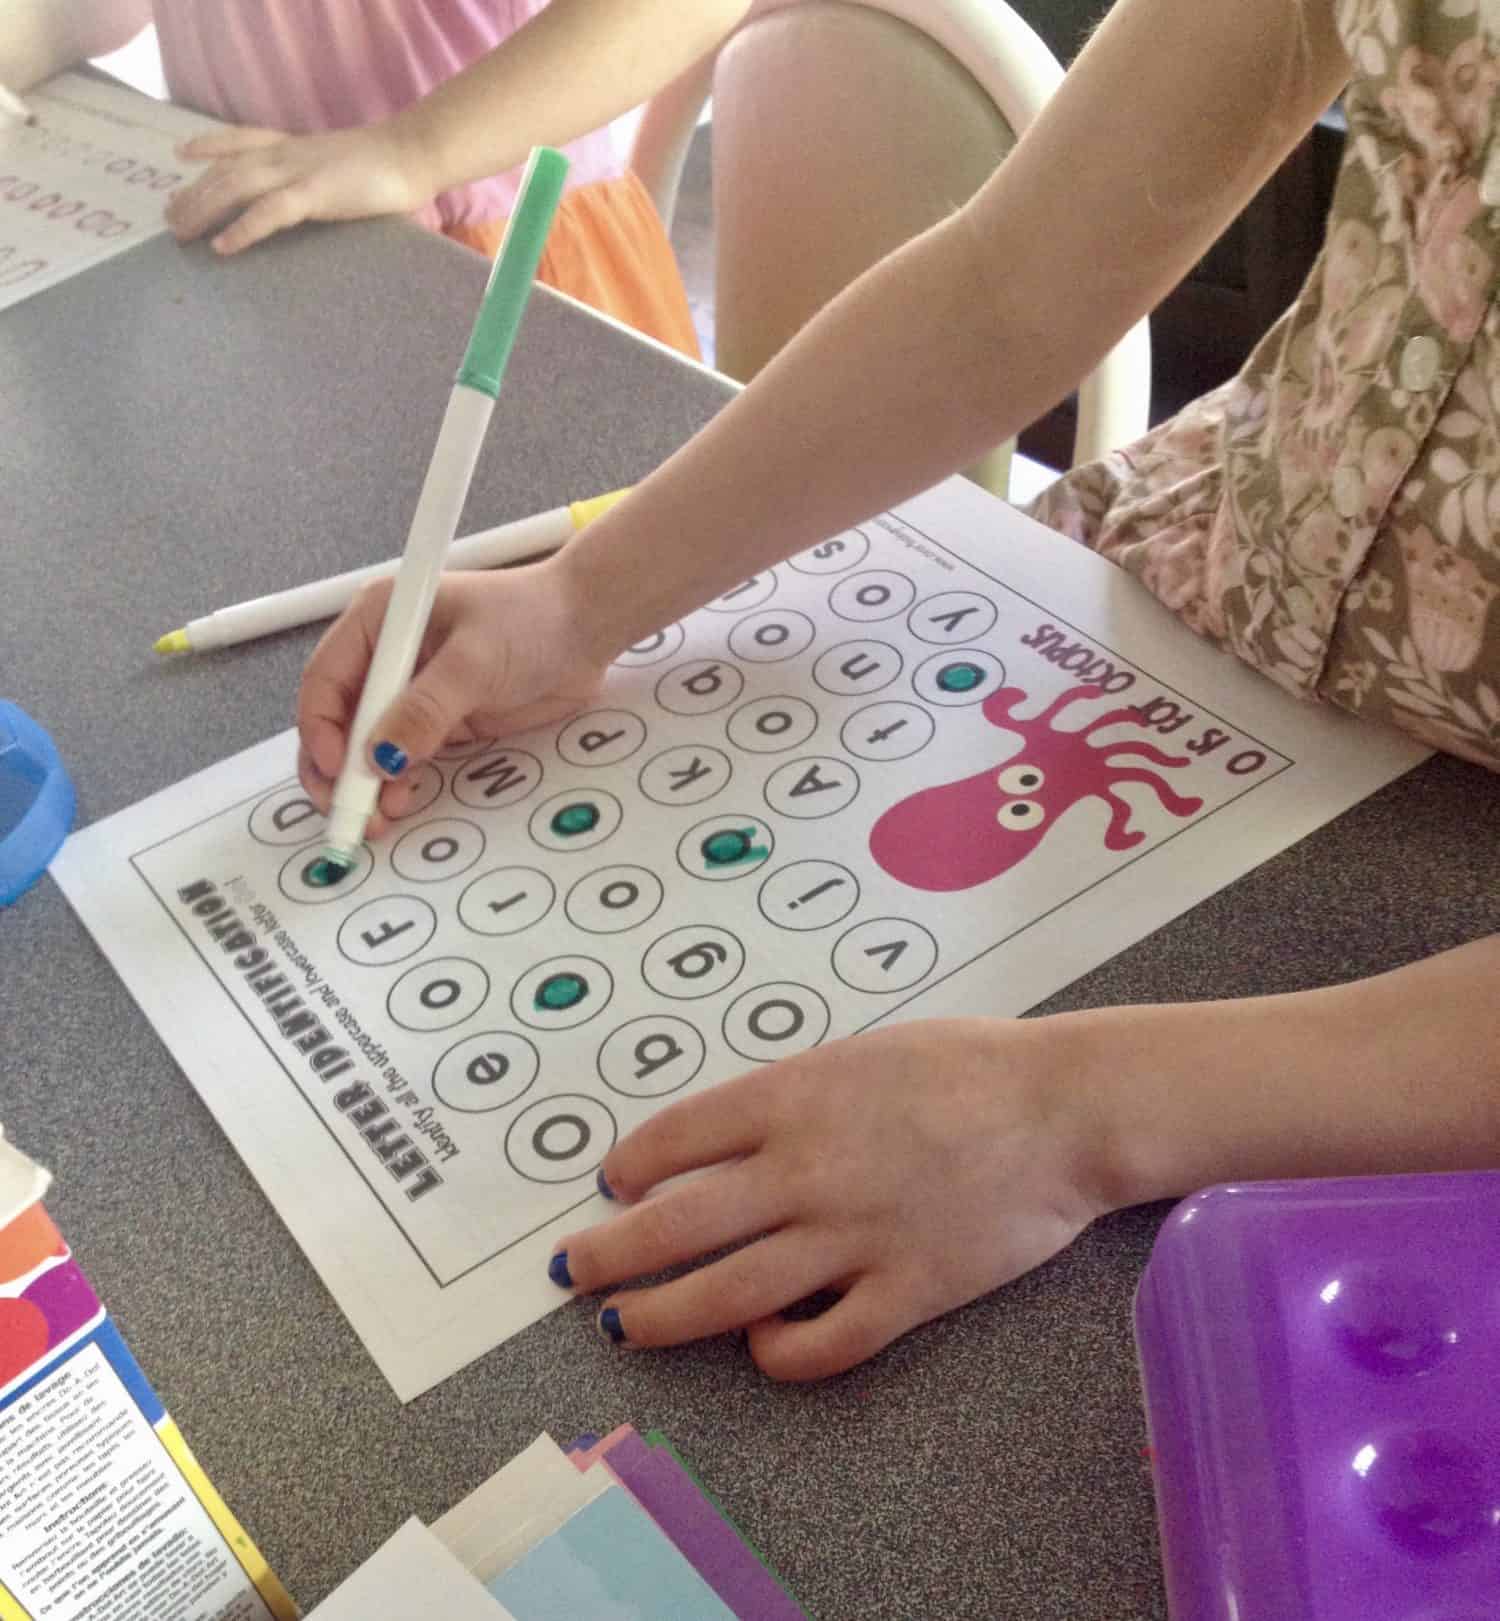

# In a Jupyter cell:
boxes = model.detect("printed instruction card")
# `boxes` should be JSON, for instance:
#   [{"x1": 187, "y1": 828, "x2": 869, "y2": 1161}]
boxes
[
  {"x1": 53, "y1": 476, "x2": 1427, "y2": 1399},
  {"x1": 0, "y1": 71, "x2": 213, "y2": 311},
  {"x1": 0, "y1": 1135, "x2": 293, "y2": 1621}
]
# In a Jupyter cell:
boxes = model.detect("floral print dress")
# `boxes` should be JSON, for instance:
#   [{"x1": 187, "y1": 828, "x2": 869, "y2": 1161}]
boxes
[{"x1": 1029, "y1": 0, "x2": 1500, "y2": 770}]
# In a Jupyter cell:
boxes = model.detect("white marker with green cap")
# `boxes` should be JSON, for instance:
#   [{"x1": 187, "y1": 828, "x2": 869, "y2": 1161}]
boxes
[{"x1": 313, "y1": 145, "x2": 569, "y2": 883}]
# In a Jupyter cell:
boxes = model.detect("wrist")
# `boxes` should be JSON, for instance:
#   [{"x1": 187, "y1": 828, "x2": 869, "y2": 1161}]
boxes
[
  {"x1": 1053, "y1": 953, "x2": 1500, "y2": 1215},
  {"x1": 1007, "y1": 1007, "x2": 1166, "y2": 1220},
  {"x1": 961, "y1": 1012, "x2": 1136, "y2": 1226},
  {"x1": 1055, "y1": 995, "x2": 1311, "y2": 1214},
  {"x1": 539, "y1": 543, "x2": 622, "y2": 674},
  {"x1": 1056, "y1": 1002, "x2": 1208, "y2": 1215},
  {"x1": 385, "y1": 102, "x2": 447, "y2": 209},
  {"x1": 549, "y1": 511, "x2": 664, "y2": 669}
]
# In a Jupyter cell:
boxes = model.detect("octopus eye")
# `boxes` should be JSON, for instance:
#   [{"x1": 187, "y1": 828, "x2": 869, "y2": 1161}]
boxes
[
  {"x1": 995, "y1": 798, "x2": 1045, "y2": 831},
  {"x1": 996, "y1": 763, "x2": 1045, "y2": 795}
]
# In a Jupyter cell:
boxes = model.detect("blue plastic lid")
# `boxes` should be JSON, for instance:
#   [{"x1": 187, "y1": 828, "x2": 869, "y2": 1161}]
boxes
[{"x1": 0, "y1": 701, "x2": 75, "y2": 906}]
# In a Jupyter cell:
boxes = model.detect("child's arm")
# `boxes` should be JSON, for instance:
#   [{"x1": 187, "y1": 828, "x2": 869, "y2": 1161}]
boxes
[
  {"x1": 562, "y1": 0, "x2": 1352, "y2": 662},
  {"x1": 163, "y1": 0, "x2": 749, "y2": 254},
  {"x1": 0, "y1": 0, "x2": 152, "y2": 90},
  {"x1": 555, "y1": 935, "x2": 1500, "y2": 1380},
  {"x1": 295, "y1": 0, "x2": 1351, "y2": 818}
]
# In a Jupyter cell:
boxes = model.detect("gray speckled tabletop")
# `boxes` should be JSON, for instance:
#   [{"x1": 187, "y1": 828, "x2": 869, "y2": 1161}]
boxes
[{"x1": 3, "y1": 216, "x2": 1499, "y2": 1621}]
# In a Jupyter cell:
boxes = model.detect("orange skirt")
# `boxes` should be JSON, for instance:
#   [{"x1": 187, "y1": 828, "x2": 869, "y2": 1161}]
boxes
[{"x1": 446, "y1": 170, "x2": 700, "y2": 361}]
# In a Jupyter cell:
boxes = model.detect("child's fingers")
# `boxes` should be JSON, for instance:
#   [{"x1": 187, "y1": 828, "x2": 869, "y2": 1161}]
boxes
[
  {"x1": 296, "y1": 590, "x2": 388, "y2": 779},
  {"x1": 553, "y1": 1161, "x2": 778, "y2": 1295},
  {"x1": 297, "y1": 686, "x2": 354, "y2": 787},
  {"x1": 367, "y1": 636, "x2": 487, "y2": 778},
  {"x1": 745, "y1": 1279, "x2": 907, "y2": 1382},
  {"x1": 590, "y1": 1232, "x2": 835, "y2": 1352},
  {"x1": 296, "y1": 743, "x2": 334, "y2": 812},
  {"x1": 176, "y1": 125, "x2": 281, "y2": 161},
  {"x1": 167, "y1": 160, "x2": 285, "y2": 242},
  {"x1": 597, "y1": 1071, "x2": 772, "y2": 1202},
  {"x1": 212, "y1": 184, "x2": 313, "y2": 255}
]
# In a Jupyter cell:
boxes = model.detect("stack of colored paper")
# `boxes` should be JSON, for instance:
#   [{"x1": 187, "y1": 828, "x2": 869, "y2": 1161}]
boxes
[{"x1": 312, "y1": 1426, "x2": 809, "y2": 1618}]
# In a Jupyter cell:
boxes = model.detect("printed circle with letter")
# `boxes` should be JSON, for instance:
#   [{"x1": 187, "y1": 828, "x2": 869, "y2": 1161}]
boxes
[
  {"x1": 528, "y1": 788, "x2": 623, "y2": 853},
  {"x1": 676, "y1": 813, "x2": 775, "y2": 881},
  {"x1": 763, "y1": 756, "x2": 861, "y2": 820},
  {"x1": 565, "y1": 865, "x2": 665, "y2": 934},
  {"x1": 906, "y1": 590, "x2": 999, "y2": 646},
  {"x1": 432, "y1": 1031, "x2": 540, "y2": 1113},
  {"x1": 597, "y1": 1015, "x2": 707, "y2": 1099},
  {"x1": 642, "y1": 924, "x2": 745, "y2": 1000},
  {"x1": 638, "y1": 744, "x2": 733, "y2": 807},
  {"x1": 613, "y1": 622, "x2": 684, "y2": 667},
  {"x1": 726, "y1": 696, "x2": 819, "y2": 755},
  {"x1": 279, "y1": 842, "x2": 374, "y2": 905},
  {"x1": 788, "y1": 528, "x2": 871, "y2": 575},
  {"x1": 654, "y1": 659, "x2": 745, "y2": 717},
  {"x1": 812, "y1": 639, "x2": 903, "y2": 697},
  {"x1": 727, "y1": 610, "x2": 816, "y2": 664},
  {"x1": 337, "y1": 895, "x2": 437, "y2": 967},
  {"x1": 386, "y1": 761, "x2": 445, "y2": 820},
  {"x1": 912, "y1": 648, "x2": 1007, "y2": 706},
  {"x1": 505, "y1": 1094, "x2": 617, "y2": 1184},
  {"x1": 840, "y1": 700, "x2": 936, "y2": 762},
  {"x1": 390, "y1": 818, "x2": 485, "y2": 883},
  {"x1": 828, "y1": 570, "x2": 917, "y2": 623},
  {"x1": 249, "y1": 782, "x2": 326, "y2": 846},
  {"x1": 387, "y1": 956, "x2": 491, "y2": 1032},
  {"x1": 556, "y1": 709, "x2": 648, "y2": 768},
  {"x1": 511, "y1": 955, "x2": 614, "y2": 1031},
  {"x1": 757, "y1": 861, "x2": 860, "y2": 931},
  {"x1": 722, "y1": 982, "x2": 831, "y2": 1062},
  {"x1": 703, "y1": 572, "x2": 778, "y2": 612},
  {"x1": 457, "y1": 866, "x2": 556, "y2": 937},
  {"x1": 832, "y1": 917, "x2": 939, "y2": 993},
  {"x1": 450, "y1": 747, "x2": 544, "y2": 811}
]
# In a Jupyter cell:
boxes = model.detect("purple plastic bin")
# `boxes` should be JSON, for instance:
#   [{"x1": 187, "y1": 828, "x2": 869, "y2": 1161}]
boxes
[{"x1": 1134, "y1": 1172, "x2": 1500, "y2": 1621}]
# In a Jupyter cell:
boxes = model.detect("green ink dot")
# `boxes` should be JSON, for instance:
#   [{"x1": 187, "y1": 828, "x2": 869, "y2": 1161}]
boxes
[
  {"x1": 535, "y1": 971, "x2": 588, "y2": 1011},
  {"x1": 705, "y1": 828, "x2": 773, "y2": 869},
  {"x1": 304, "y1": 856, "x2": 351, "y2": 888},
  {"x1": 551, "y1": 802, "x2": 600, "y2": 837},
  {"x1": 937, "y1": 661, "x2": 983, "y2": 693}
]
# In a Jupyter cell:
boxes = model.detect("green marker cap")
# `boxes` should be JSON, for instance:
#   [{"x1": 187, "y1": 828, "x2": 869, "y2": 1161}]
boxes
[{"x1": 456, "y1": 145, "x2": 570, "y2": 398}]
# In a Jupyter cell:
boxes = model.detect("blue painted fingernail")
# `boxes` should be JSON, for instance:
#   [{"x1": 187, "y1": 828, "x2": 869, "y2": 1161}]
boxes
[
  {"x1": 596, "y1": 1168, "x2": 615, "y2": 1201},
  {"x1": 547, "y1": 1250, "x2": 573, "y2": 1288},
  {"x1": 372, "y1": 741, "x2": 408, "y2": 777},
  {"x1": 598, "y1": 1306, "x2": 626, "y2": 1345}
]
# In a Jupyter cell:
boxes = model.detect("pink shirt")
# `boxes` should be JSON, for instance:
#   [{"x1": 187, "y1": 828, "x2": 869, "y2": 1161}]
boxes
[{"x1": 152, "y1": 0, "x2": 622, "y2": 228}]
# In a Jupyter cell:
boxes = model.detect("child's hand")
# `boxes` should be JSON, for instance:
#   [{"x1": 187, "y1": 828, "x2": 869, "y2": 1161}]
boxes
[
  {"x1": 552, "y1": 1017, "x2": 1113, "y2": 1380},
  {"x1": 166, "y1": 122, "x2": 434, "y2": 255},
  {"x1": 296, "y1": 562, "x2": 609, "y2": 834}
]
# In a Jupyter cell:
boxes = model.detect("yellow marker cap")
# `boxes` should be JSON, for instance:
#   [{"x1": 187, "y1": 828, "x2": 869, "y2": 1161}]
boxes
[
  {"x1": 154, "y1": 628, "x2": 190, "y2": 655},
  {"x1": 568, "y1": 487, "x2": 631, "y2": 531}
]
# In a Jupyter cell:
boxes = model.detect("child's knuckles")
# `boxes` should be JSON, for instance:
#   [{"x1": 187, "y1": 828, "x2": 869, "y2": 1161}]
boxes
[
  {"x1": 389, "y1": 685, "x2": 453, "y2": 752},
  {"x1": 351, "y1": 577, "x2": 394, "y2": 619}
]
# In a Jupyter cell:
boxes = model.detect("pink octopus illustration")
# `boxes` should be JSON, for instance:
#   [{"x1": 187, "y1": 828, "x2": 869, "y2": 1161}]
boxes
[{"x1": 869, "y1": 684, "x2": 1204, "y2": 892}]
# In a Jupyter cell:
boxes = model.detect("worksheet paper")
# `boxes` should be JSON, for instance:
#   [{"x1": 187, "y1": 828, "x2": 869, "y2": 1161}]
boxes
[
  {"x1": 52, "y1": 476, "x2": 1427, "y2": 1400},
  {"x1": 0, "y1": 71, "x2": 214, "y2": 311}
]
